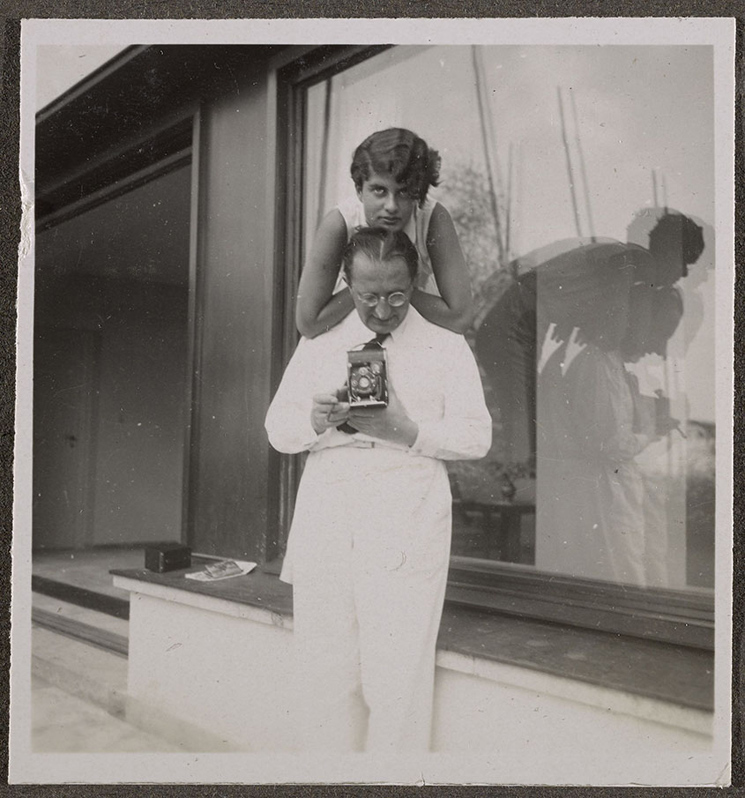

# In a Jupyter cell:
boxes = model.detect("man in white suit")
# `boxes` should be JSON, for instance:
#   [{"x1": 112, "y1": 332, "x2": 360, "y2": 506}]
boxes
[{"x1": 265, "y1": 228, "x2": 491, "y2": 754}]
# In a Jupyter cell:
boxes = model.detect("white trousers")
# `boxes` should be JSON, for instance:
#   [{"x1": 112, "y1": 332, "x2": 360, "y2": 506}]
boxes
[{"x1": 288, "y1": 447, "x2": 452, "y2": 754}]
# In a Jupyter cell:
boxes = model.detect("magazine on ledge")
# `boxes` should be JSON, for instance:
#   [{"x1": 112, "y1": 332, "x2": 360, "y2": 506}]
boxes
[{"x1": 185, "y1": 559, "x2": 257, "y2": 582}]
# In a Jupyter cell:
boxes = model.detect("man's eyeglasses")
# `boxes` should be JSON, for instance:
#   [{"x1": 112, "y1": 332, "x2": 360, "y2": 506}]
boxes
[{"x1": 352, "y1": 290, "x2": 410, "y2": 308}]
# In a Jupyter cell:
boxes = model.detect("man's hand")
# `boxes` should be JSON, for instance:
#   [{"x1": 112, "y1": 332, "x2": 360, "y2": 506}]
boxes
[
  {"x1": 311, "y1": 393, "x2": 350, "y2": 435},
  {"x1": 348, "y1": 382, "x2": 419, "y2": 446}
]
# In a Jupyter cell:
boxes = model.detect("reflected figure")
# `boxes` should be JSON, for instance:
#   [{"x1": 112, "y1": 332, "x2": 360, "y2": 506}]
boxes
[
  {"x1": 475, "y1": 210, "x2": 706, "y2": 582},
  {"x1": 535, "y1": 284, "x2": 683, "y2": 585},
  {"x1": 475, "y1": 270, "x2": 537, "y2": 469}
]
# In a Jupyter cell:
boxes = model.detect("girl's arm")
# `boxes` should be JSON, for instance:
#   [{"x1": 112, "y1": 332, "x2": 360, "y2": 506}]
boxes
[
  {"x1": 295, "y1": 209, "x2": 355, "y2": 338},
  {"x1": 411, "y1": 202, "x2": 474, "y2": 333}
]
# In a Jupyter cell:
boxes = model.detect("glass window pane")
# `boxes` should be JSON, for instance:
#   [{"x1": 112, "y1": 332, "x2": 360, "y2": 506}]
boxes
[
  {"x1": 34, "y1": 165, "x2": 192, "y2": 548},
  {"x1": 302, "y1": 45, "x2": 715, "y2": 596}
]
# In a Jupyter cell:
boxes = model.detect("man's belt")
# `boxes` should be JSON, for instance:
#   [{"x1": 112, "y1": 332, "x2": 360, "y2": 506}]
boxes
[{"x1": 344, "y1": 439, "x2": 377, "y2": 449}]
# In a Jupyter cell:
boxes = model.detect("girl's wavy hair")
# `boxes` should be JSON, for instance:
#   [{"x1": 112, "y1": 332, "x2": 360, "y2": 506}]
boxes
[{"x1": 350, "y1": 128, "x2": 441, "y2": 206}]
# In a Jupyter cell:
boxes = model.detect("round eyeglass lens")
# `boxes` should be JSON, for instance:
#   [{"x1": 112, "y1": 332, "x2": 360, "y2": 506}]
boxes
[{"x1": 358, "y1": 292, "x2": 407, "y2": 307}]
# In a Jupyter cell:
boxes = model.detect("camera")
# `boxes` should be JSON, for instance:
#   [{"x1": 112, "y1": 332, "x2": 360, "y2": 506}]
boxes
[
  {"x1": 653, "y1": 389, "x2": 683, "y2": 437},
  {"x1": 347, "y1": 347, "x2": 388, "y2": 408}
]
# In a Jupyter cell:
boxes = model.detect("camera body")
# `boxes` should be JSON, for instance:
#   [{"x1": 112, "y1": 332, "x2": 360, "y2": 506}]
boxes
[
  {"x1": 347, "y1": 347, "x2": 388, "y2": 408},
  {"x1": 653, "y1": 389, "x2": 682, "y2": 436}
]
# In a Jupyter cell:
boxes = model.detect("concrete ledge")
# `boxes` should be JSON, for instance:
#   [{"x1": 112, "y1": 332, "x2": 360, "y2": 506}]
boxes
[
  {"x1": 435, "y1": 649, "x2": 712, "y2": 737},
  {"x1": 113, "y1": 572, "x2": 714, "y2": 737},
  {"x1": 114, "y1": 574, "x2": 292, "y2": 630},
  {"x1": 112, "y1": 574, "x2": 715, "y2": 764}
]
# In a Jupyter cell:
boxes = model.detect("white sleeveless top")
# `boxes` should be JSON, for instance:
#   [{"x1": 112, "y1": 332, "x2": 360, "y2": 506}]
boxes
[{"x1": 334, "y1": 196, "x2": 440, "y2": 296}]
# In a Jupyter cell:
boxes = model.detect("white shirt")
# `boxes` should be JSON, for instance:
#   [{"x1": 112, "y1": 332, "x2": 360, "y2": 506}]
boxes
[
  {"x1": 265, "y1": 307, "x2": 492, "y2": 583},
  {"x1": 266, "y1": 307, "x2": 491, "y2": 460}
]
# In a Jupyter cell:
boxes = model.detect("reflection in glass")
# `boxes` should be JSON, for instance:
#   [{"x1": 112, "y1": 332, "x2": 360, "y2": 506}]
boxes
[
  {"x1": 530, "y1": 216, "x2": 704, "y2": 586},
  {"x1": 302, "y1": 44, "x2": 716, "y2": 594}
]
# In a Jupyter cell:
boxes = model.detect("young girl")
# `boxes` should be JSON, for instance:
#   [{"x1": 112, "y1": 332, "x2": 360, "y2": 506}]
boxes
[{"x1": 296, "y1": 128, "x2": 474, "y2": 338}]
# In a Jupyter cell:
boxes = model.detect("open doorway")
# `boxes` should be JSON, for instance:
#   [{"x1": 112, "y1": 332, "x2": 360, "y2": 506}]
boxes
[{"x1": 33, "y1": 161, "x2": 192, "y2": 552}]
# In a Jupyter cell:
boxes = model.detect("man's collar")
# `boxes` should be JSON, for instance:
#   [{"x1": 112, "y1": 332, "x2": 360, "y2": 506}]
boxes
[
  {"x1": 349, "y1": 306, "x2": 415, "y2": 346},
  {"x1": 386, "y1": 307, "x2": 412, "y2": 343}
]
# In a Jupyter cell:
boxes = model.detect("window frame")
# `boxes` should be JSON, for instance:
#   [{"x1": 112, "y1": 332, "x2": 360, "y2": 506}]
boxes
[{"x1": 273, "y1": 44, "x2": 715, "y2": 651}]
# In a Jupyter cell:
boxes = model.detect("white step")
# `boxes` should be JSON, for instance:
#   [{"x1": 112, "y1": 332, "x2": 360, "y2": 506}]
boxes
[
  {"x1": 31, "y1": 626, "x2": 194, "y2": 752},
  {"x1": 32, "y1": 592, "x2": 129, "y2": 656},
  {"x1": 32, "y1": 674, "x2": 183, "y2": 753},
  {"x1": 32, "y1": 592, "x2": 129, "y2": 638},
  {"x1": 31, "y1": 625, "x2": 128, "y2": 716}
]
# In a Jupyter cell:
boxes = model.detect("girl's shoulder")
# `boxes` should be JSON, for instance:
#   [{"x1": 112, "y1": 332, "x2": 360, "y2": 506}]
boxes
[
  {"x1": 336, "y1": 196, "x2": 364, "y2": 236},
  {"x1": 312, "y1": 206, "x2": 348, "y2": 249},
  {"x1": 418, "y1": 196, "x2": 438, "y2": 227}
]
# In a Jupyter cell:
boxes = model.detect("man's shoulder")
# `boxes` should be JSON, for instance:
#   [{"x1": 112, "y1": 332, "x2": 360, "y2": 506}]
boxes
[
  {"x1": 301, "y1": 312, "x2": 365, "y2": 349},
  {"x1": 405, "y1": 308, "x2": 468, "y2": 348},
  {"x1": 402, "y1": 311, "x2": 475, "y2": 369}
]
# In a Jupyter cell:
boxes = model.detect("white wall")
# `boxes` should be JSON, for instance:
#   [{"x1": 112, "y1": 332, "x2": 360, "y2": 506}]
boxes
[{"x1": 116, "y1": 576, "x2": 718, "y2": 785}]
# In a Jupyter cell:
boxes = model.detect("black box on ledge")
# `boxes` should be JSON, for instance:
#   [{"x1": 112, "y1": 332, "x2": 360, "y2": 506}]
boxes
[{"x1": 145, "y1": 543, "x2": 192, "y2": 573}]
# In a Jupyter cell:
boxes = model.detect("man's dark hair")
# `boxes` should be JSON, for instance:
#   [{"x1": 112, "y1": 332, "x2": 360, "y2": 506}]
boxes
[{"x1": 342, "y1": 227, "x2": 419, "y2": 285}]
